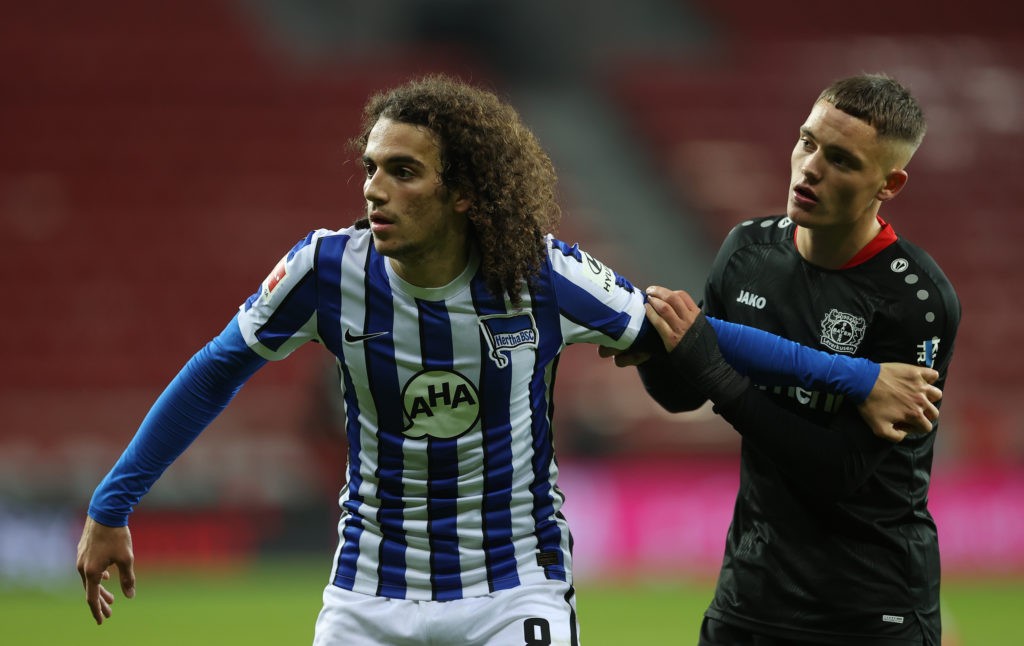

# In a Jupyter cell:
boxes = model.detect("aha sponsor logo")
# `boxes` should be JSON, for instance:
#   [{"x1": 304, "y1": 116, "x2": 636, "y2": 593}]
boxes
[
  {"x1": 736, "y1": 289, "x2": 767, "y2": 310},
  {"x1": 401, "y1": 369, "x2": 480, "y2": 439}
]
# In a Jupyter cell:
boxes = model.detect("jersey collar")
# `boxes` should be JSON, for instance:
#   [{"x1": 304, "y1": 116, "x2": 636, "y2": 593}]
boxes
[
  {"x1": 384, "y1": 245, "x2": 481, "y2": 300},
  {"x1": 793, "y1": 215, "x2": 898, "y2": 269},
  {"x1": 842, "y1": 215, "x2": 898, "y2": 268}
]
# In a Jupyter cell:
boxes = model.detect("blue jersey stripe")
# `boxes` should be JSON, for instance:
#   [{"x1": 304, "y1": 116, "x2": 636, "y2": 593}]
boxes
[
  {"x1": 363, "y1": 251, "x2": 408, "y2": 598},
  {"x1": 417, "y1": 298, "x2": 453, "y2": 372},
  {"x1": 334, "y1": 502, "x2": 364, "y2": 589},
  {"x1": 527, "y1": 279, "x2": 568, "y2": 580},
  {"x1": 334, "y1": 359, "x2": 365, "y2": 588},
  {"x1": 315, "y1": 235, "x2": 345, "y2": 354},
  {"x1": 428, "y1": 433, "x2": 463, "y2": 601},
  {"x1": 552, "y1": 271, "x2": 634, "y2": 341},
  {"x1": 417, "y1": 298, "x2": 464, "y2": 600},
  {"x1": 470, "y1": 275, "x2": 520, "y2": 593},
  {"x1": 332, "y1": 238, "x2": 365, "y2": 590}
]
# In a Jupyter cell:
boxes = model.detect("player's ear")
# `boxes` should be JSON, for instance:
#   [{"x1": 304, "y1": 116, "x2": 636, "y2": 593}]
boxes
[{"x1": 877, "y1": 169, "x2": 908, "y2": 203}]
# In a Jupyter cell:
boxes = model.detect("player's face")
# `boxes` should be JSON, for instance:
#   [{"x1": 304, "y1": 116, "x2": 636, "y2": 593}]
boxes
[
  {"x1": 362, "y1": 117, "x2": 471, "y2": 286},
  {"x1": 787, "y1": 101, "x2": 903, "y2": 233}
]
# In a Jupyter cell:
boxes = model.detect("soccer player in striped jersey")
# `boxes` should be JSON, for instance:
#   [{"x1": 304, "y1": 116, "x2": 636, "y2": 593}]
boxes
[{"x1": 76, "y1": 75, "x2": 941, "y2": 645}]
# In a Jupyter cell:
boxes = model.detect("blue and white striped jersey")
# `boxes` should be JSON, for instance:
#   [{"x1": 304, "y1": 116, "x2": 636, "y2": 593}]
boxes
[{"x1": 236, "y1": 227, "x2": 649, "y2": 601}]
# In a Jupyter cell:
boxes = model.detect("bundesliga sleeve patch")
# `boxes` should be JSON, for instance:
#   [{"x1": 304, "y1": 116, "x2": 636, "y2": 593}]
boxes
[{"x1": 261, "y1": 255, "x2": 288, "y2": 304}]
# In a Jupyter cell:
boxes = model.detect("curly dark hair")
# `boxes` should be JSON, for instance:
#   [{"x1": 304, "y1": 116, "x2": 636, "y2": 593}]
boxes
[{"x1": 352, "y1": 74, "x2": 561, "y2": 306}]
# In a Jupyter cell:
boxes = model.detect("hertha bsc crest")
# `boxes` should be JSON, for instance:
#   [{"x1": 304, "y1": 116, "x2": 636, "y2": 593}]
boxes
[{"x1": 819, "y1": 309, "x2": 866, "y2": 354}]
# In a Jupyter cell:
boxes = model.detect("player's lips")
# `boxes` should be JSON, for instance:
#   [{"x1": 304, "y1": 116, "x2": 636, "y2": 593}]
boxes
[
  {"x1": 369, "y1": 211, "x2": 395, "y2": 232},
  {"x1": 791, "y1": 184, "x2": 819, "y2": 209}
]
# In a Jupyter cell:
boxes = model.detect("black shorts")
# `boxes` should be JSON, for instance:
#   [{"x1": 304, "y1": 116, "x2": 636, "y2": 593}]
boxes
[
  {"x1": 698, "y1": 616, "x2": 935, "y2": 646},
  {"x1": 699, "y1": 617, "x2": 813, "y2": 646}
]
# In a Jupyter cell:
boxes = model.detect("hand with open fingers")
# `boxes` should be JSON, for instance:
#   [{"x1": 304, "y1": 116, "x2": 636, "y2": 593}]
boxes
[
  {"x1": 76, "y1": 516, "x2": 136, "y2": 625},
  {"x1": 857, "y1": 363, "x2": 942, "y2": 443},
  {"x1": 643, "y1": 286, "x2": 702, "y2": 353}
]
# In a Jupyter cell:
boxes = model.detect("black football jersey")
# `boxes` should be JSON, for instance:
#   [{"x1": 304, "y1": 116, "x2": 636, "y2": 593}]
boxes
[{"x1": 702, "y1": 216, "x2": 961, "y2": 645}]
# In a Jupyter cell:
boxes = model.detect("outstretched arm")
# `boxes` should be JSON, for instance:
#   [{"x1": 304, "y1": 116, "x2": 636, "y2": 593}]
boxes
[{"x1": 77, "y1": 316, "x2": 265, "y2": 624}]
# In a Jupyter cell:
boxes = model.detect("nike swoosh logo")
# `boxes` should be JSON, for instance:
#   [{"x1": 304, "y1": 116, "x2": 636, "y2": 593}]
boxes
[{"x1": 344, "y1": 329, "x2": 390, "y2": 343}]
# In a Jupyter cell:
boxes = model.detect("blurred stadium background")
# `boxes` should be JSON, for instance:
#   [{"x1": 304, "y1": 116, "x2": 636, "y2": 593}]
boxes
[{"x1": 2, "y1": 1, "x2": 1022, "y2": 643}]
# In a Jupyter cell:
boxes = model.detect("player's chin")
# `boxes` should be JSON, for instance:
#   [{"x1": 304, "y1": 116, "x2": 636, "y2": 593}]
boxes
[
  {"x1": 370, "y1": 235, "x2": 399, "y2": 255},
  {"x1": 785, "y1": 205, "x2": 814, "y2": 226}
]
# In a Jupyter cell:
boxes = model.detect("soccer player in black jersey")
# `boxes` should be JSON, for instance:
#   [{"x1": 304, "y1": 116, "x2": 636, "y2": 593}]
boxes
[{"x1": 633, "y1": 74, "x2": 961, "y2": 645}]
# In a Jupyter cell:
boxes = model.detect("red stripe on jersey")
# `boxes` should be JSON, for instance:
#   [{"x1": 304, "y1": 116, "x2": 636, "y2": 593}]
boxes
[
  {"x1": 842, "y1": 216, "x2": 898, "y2": 268},
  {"x1": 265, "y1": 256, "x2": 287, "y2": 295}
]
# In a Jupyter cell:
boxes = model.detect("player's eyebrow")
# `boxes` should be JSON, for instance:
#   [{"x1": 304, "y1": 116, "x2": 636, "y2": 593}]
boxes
[
  {"x1": 800, "y1": 126, "x2": 862, "y2": 167},
  {"x1": 361, "y1": 153, "x2": 428, "y2": 169}
]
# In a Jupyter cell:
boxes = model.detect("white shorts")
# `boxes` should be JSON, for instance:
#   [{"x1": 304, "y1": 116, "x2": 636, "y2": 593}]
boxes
[{"x1": 312, "y1": 580, "x2": 580, "y2": 646}]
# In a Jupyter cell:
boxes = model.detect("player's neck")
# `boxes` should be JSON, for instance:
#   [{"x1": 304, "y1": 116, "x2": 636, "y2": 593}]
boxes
[
  {"x1": 795, "y1": 216, "x2": 882, "y2": 270},
  {"x1": 389, "y1": 241, "x2": 473, "y2": 289}
]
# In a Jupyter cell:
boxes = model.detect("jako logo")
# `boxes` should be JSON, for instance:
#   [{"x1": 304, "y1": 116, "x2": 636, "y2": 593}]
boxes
[
  {"x1": 736, "y1": 290, "x2": 766, "y2": 309},
  {"x1": 882, "y1": 615, "x2": 904, "y2": 624}
]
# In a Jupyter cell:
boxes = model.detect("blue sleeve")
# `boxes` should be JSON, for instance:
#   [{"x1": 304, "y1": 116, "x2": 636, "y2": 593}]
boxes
[
  {"x1": 87, "y1": 316, "x2": 267, "y2": 526},
  {"x1": 707, "y1": 316, "x2": 879, "y2": 402}
]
